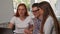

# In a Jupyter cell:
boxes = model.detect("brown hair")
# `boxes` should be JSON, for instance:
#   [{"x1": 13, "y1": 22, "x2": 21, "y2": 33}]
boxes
[
  {"x1": 39, "y1": 1, "x2": 60, "y2": 34},
  {"x1": 15, "y1": 3, "x2": 29, "y2": 17}
]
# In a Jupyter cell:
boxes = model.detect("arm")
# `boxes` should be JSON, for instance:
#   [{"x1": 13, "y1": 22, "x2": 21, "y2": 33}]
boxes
[
  {"x1": 24, "y1": 24, "x2": 33, "y2": 34},
  {"x1": 24, "y1": 19, "x2": 34, "y2": 34},
  {"x1": 8, "y1": 23, "x2": 14, "y2": 29},
  {"x1": 28, "y1": 19, "x2": 34, "y2": 34},
  {"x1": 8, "y1": 16, "x2": 15, "y2": 29}
]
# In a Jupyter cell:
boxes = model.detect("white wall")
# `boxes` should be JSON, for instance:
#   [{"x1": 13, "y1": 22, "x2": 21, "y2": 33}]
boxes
[
  {"x1": 56, "y1": 0, "x2": 60, "y2": 16},
  {"x1": 0, "y1": 0, "x2": 14, "y2": 23}
]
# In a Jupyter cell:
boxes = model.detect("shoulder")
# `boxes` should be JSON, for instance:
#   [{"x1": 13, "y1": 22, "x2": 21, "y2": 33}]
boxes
[
  {"x1": 47, "y1": 16, "x2": 53, "y2": 21},
  {"x1": 25, "y1": 16, "x2": 33, "y2": 23},
  {"x1": 46, "y1": 16, "x2": 54, "y2": 22},
  {"x1": 45, "y1": 16, "x2": 54, "y2": 26},
  {"x1": 43, "y1": 16, "x2": 54, "y2": 34},
  {"x1": 10, "y1": 16, "x2": 17, "y2": 24},
  {"x1": 11, "y1": 16, "x2": 18, "y2": 19},
  {"x1": 10, "y1": 16, "x2": 17, "y2": 22},
  {"x1": 26, "y1": 16, "x2": 33, "y2": 21},
  {"x1": 27, "y1": 16, "x2": 33, "y2": 19}
]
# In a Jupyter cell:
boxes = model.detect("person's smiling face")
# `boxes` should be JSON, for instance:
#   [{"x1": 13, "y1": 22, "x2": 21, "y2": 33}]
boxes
[{"x1": 32, "y1": 7, "x2": 40, "y2": 18}]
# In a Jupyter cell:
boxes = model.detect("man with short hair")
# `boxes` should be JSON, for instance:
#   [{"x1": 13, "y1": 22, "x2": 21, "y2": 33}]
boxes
[{"x1": 32, "y1": 3, "x2": 43, "y2": 34}]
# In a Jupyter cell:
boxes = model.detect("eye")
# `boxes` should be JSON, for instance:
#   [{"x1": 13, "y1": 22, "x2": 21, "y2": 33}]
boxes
[{"x1": 32, "y1": 9, "x2": 39, "y2": 12}]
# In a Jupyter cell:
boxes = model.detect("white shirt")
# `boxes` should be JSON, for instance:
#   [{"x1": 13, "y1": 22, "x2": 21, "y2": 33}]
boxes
[
  {"x1": 10, "y1": 16, "x2": 32, "y2": 33},
  {"x1": 44, "y1": 16, "x2": 56, "y2": 34}
]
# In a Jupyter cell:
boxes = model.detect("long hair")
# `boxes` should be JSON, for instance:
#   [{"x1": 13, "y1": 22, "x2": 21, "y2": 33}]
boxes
[
  {"x1": 39, "y1": 1, "x2": 60, "y2": 34},
  {"x1": 15, "y1": 3, "x2": 29, "y2": 17}
]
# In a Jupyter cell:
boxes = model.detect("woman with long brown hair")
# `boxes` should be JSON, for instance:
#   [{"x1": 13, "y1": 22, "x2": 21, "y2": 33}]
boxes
[
  {"x1": 8, "y1": 3, "x2": 32, "y2": 34},
  {"x1": 38, "y1": 1, "x2": 60, "y2": 34}
]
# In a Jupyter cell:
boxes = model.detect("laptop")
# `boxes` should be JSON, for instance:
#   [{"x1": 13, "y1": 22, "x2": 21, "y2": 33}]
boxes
[{"x1": 0, "y1": 28, "x2": 14, "y2": 34}]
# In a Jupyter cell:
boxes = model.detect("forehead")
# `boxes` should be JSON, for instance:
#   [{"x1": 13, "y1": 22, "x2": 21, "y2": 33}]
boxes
[
  {"x1": 32, "y1": 7, "x2": 38, "y2": 10},
  {"x1": 18, "y1": 6, "x2": 25, "y2": 9}
]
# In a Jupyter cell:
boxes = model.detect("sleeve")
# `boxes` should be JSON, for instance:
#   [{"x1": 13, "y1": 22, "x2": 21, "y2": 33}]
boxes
[
  {"x1": 43, "y1": 16, "x2": 54, "y2": 34},
  {"x1": 10, "y1": 16, "x2": 16, "y2": 24}
]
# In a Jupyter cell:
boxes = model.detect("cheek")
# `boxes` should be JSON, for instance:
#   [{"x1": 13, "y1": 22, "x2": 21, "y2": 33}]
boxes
[
  {"x1": 18, "y1": 11, "x2": 20, "y2": 14},
  {"x1": 37, "y1": 12, "x2": 40, "y2": 16},
  {"x1": 41, "y1": 11, "x2": 43, "y2": 14},
  {"x1": 34, "y1": 12, "x2": 39, "y2": 16},
  {"x1": 40, "y1": 11, "x2": 44, "y2": 15},
  {"x1": 23, "y1": 11, "x2": 26, "y2": 13}
]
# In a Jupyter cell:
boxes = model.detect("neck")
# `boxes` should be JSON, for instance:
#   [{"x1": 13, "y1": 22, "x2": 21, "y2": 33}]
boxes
[
  {"x1": 38, "y1": 15, "x2": 43, "y2": 20},
  {"x1": 19, "y1": 16, "x2": 26, "y2": 20}
]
